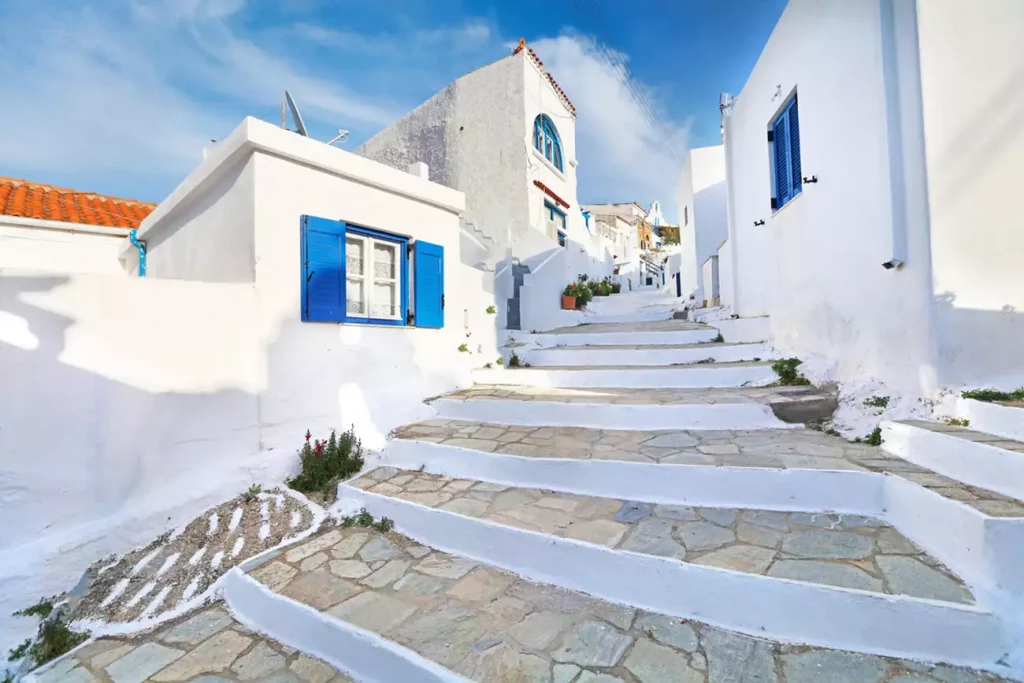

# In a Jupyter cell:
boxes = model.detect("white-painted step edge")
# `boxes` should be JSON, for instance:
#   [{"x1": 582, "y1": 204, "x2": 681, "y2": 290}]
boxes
[
  {"x1": 384, "y1": 439, "x2": 883, "y2": 514},
  {"x1": 337, "y1": 486, "x2": 1013, "y2": 675},
  {"x1": 957, "y1": 397, "x2": 1024, "y2": 443},
  {"x1": 429, "y1": 398, "x2": 800, "y2": 430},
  {"x1": 882, "y1": 421, "x2": 1024, "y2": 502},
  {"x1": 521, "y1": 328, "x2": 719, "y2": 347},
  {"x1": 713, "y1": 316, "x2": 772, "y2": 344},
  {"x1": 472, "y1": 365, "x2": 777, "y2": 389},
  {"x1": 523, "y1": 342, "x2": 773, "y2": 367},
  {"x1": 222, "y1": 568, "x2": 467, "y2": 683},
  {"x1": 575, "y1": 308, "x2": 678, "y2": 324}
]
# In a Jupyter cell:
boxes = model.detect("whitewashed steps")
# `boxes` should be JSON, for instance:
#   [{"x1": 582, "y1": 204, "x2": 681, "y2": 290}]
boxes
[
  {"x1": 522, "y1": 319, "x2": 719, "y2": 347},
  {"x1": 882, "y1": 420, "x2": 1024, "y2": 502},
  {"x1": 427, "y1": 385, "x2": 822, "y2": 430},
  {"x1": 472, "y1": 361, "x2": 777, "y2": 389},
  {"x1": 956, "y1": 397, "x2": 1024, "y2": 442},
  {"x1": 523, "y1": 341, "x2": 772, "y2": 367},
  {"x1": 338, "y1": 471, "x2": 1012, "y2": 673}
]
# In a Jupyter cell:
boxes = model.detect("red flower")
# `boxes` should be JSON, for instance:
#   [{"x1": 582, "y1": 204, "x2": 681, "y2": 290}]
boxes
[
  {"x1": 305, "y1": 430, "x2": 311, "y2": 442},
  {"x1": 314, "y1": 441, "x2": 323, "y2": 456}
]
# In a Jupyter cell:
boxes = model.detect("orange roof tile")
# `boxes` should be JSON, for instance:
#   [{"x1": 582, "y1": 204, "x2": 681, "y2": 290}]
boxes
[
  {"x1": 0, "y1": 176, "x2": 156, "y2": 231},
  {"x1": 514, "y1": 39, "x2": 576, "y2": 115}
]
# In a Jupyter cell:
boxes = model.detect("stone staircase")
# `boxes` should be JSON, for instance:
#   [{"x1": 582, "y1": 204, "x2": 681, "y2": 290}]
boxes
[{"x1": 40, "y1": 294, "x2": 1024, "y2": 682}]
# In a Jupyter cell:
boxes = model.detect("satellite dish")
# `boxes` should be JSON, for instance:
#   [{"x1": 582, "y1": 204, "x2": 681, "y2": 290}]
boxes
[{"x1": 285, "y1": 90, "x2": 308, "y2": 137}]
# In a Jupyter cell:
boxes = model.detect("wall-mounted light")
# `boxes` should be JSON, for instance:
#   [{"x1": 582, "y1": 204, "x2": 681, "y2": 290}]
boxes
[
  {"x1": 754, "y1": 219, "x2": 765, "y2": 227},
  {"x1": 802, "y1": 175, "x2": 818, "y2": 184}
]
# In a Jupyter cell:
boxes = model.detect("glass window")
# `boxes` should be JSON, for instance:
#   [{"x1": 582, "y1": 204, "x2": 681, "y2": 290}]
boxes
[
  {"x1": 533, "y1": 114, "x2": 564, "y2": 172},
  {"x1": 346, "y1": 233, "x2": 402, "y2": 321}
]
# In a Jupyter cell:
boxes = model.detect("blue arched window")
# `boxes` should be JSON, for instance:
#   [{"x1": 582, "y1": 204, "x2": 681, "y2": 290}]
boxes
[{"x1": 533, "y1": 114, "x2": 563, "y2": 172}]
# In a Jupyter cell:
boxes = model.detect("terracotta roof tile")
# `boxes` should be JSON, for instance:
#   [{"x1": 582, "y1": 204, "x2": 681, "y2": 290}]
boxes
[
  {"x1": 514, "y1": 38, "x2": 576, "y2": 115},
  {"x1": 0, "y1": 176, "x2": 156, "y2": 231}
]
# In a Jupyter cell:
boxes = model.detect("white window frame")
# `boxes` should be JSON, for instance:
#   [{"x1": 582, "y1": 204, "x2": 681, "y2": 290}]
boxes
[{"x1": 345, "y1": 233, "x2": 402, "y2": 321}]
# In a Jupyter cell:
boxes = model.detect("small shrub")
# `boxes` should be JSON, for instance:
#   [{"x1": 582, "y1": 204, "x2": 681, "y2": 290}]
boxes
[
  {"x1": 457, "y1": 343, "x2": 469, "y2": 353},
  {"x1": 864, "y1": 396, "x2": 890, "y2": 409},
  {"x1": 27, "y1": 619, "x2": 89, "y2": 667},
  {"x1": 772, "y1": 358, "x2": 811, "y2": 386},
  {"x1": 8, "y1": 639, "x2": 30, "y2": 662},
  {"x1": 373, "y1": 517, "x2": 394, "y2": 533},
  {"x1": 339, "y1": 508, "x2": 394, "y2": 533},
  {"x1": 945, "y1": 417, "x2": 970, "y2": 427},
  {"x1": 483, "y1": 362, "x2": 492, "y2": 369},
  {"x1": 508, "y1": 352, "x2": 522, "y2": 368},
  {"x1": 485, "y1": 305, "x2": 496, "y2": 315},
  {"x1": 287, "y1": 428, "x2": 364, "y2": 499},
  {"x1": 695, "y1": 358, "x2": 715, "y2": 364},
  {"x1": 962, "y1": 387, "x2": 1024, "y2": 403},
  {"x1": 866, "y1": 427, "x2": 883, "y2": 446},
  {"x1": 496, "y1": 357, "x2": 504, "y2": 366},
  {"x1": 242, "y1": 484, "x2": 262, "y2": 504},
  {"x1": 711, "y1": 333, "x2": 724, "y2": 343},
  {"x1": 13, "y1": 600, "x2": 53, "y2": 620}
]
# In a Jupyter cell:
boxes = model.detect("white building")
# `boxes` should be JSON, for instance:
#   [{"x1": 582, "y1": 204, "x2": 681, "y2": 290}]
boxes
[
  {"x1": 677, "y1": 145, "x2": 728, "y2": 306},
  {"x1": 720, "y1": 0, "x2": 1024, "y2": 392},
  {"x1": 0, "y1": 177, "x2": 153, "y2": 275},
  {"x1": 356, "y1": 39, "x2": 614, "y2": 331}
]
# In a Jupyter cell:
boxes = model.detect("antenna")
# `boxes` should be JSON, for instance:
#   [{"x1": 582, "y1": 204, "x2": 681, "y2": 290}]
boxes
[
  {"x1": 326, "y1": 129, "x2": 350, "y2": 146},
  {"x1": 285, "y1": 90, "x2": 308, "y2": 137}
]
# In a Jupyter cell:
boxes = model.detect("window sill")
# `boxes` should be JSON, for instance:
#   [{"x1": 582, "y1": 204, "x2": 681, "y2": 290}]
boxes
[
  {"x1": 770, "y1": 189, "x2": 804, "y2": 219},
  {"x1": 532, "y1": 148, "x2": 567, "y2": 181}
]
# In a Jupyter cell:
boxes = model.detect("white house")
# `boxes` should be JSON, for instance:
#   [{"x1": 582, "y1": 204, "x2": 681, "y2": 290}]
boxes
[
  {"x1": 720, "y1": 0, "x2": 1024, "y2": 392},
  {"x1": 0, "y1": 177, "x2": 153, "y2": 275},
  {"x1": 356, "y1": 40, "x2": 615, "y2": 332},
  {"x1": 0, "y1": 118, "x2": 487, "y2": 648},
  {"x1": 677, "y1": 145, "x2": 728, "y2": 306}
]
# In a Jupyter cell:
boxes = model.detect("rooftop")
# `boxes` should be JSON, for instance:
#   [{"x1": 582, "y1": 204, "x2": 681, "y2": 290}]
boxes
[
  {"x1": 0, "y1": 176, "x2": 156, "y2": 231},
  {"x1": 514, "y1": 38, "x2": 576, "y2": 115}
]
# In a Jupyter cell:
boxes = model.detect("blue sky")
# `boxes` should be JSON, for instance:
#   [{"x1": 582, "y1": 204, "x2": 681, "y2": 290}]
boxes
[{"x1": 0, "y1": 0, "x2": 785, "y2": 223}]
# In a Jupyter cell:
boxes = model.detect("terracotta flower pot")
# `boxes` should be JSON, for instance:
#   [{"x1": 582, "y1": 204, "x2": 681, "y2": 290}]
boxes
[{"x1": 561, "y1": 295, "x2": 577, "y2": 310}]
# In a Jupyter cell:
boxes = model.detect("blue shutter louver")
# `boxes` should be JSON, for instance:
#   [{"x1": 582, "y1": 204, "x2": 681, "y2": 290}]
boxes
[
  {"x1": 301, "y1": 215, "x2": 346, "y2": 322},
  {"x1": 788, "y1": 99, "x2": 802, "y2": 196},
  {"x1": 773, "y1": 115, "x2": 790, "y2": 206},
  {"x1": 414, "y1": 240, "x2": 444, "y2": 328}
]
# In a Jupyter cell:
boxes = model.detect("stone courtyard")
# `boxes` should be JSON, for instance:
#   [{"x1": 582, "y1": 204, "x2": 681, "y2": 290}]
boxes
[{"x1": 348, "y1": 468, "x2": 973, "y2": 602}]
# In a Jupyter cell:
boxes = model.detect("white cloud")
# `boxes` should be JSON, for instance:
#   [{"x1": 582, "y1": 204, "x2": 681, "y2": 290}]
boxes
[{"x1": 530, "y1": 34, "x2": 691, "y2": 223}]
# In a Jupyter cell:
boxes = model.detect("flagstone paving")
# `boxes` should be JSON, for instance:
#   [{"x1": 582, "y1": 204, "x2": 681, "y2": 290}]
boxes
[
  {"x1": 34, "y1": 606, "x2": 352, "y2": 683},
  {"x1": 438, "y1": 384, "x2": 823, "y2": 406},
  {"x1": 899, "y1": 420, "x2": 1024, "y2": 454},
  {"x1": 393, "y1": 420, "x2": 1024, "y2": 518},
  {"x1": 347, "y1": 470, "x2": 973, "y2": 603},
  {"x1": 541, "y1": 319, "x2": 712, "y2": 335},
  {"x1": 246, "y1": 526, "x2": 1006, "y2": 682}
]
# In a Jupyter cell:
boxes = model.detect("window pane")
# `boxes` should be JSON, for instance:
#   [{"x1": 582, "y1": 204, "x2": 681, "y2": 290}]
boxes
[
  {"x1": 372, "y1": 281, "x2": 396, "y2": 318},
  {"x1": 346, "y1": 236, "x2": 364, "y2": 275},
  {"x1": 346, "y1": 278, "x2": 365, "y2": 315},
  {"x1": 373, "y1": 241, "x2": 396, "y2": 280}
]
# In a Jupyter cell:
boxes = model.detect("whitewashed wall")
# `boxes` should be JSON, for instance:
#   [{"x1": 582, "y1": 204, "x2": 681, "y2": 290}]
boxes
[
  {"x1": 724, "y1": 0, "x2": 936, "y2": 392},
  {"x1": 676, "y1": 157, "x2": 699, "y2": 296},
  {"x1": 0, "y1": 220, "x2": 127, "y2": 276},
  {"x1": 916, "y1": 0, "x2": 1024, "y2": 386},
  {"x1": 691, "y1": 146, "x2": 728, "y2": 304}
]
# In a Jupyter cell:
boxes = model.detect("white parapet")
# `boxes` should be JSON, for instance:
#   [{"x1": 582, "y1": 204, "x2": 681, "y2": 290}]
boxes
[
  {"x1": 523, "y1": 327, "x2": 719, "y2": 347},
  {"x1": 956, "y1": 398, "x2": 1024, "y2": 443},
  {"x1": 472, "y1": 364, "x2": 777, "y2": 389}
]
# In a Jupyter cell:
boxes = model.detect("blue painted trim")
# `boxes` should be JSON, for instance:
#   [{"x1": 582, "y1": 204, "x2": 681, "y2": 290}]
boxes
[
  {"x1": 533, "y1": 114, "x2": 564, "y2": 171},
  {"x1": 129, "y1": 229, "x2": 146, "y2": 277},
  {"x1": 770, "y1": 94, "x2": 802, "y2": 212},
  {"x1": 341, "y1": 224, "x2": 409, "y2": 327}
]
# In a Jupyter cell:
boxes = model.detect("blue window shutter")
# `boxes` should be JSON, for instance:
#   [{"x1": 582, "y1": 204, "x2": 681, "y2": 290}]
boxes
[
  {"x1": 773, "y1": 114, "x2": 790, "y2": 205},
  {"x1": 414, "y1": 240, "x2": 444, "y2": 328},
  {"x1": 788, "y1": 99, "x2": 802, "y2": 196},
  {"x1": 301, "y1": 215, "x2": 346, "y2": 322}
]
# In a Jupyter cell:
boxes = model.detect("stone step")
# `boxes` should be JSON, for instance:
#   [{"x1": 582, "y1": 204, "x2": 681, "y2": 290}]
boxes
[
  {"x1": 472, "y1": 361, "x2": 778, "y2": 389},
  {"x1": 339, "y1": 471, "x2": 1013, "y2": 672},
  {"x1": 231, "y1": 523, "x2": 1013, "y2": 682},
  {"x1": 956, "y1": 396, "x2": 1024, "y2": 442},
  {"x1": 429, "y1": 385, "x2": 836, "y2": 430},
  {"x1": 883, "y1": 420, "x2": 1024, "y2": 502},
  {"x1": 522, "y1": 341, "x2": 773, "y2": 367},
  {"x1": 523, "y1": 319, "x2": 719, "y2": 347}
]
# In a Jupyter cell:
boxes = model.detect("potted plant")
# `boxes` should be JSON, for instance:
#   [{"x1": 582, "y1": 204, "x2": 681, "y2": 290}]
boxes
[
  {"x1": 562, "y1": 283, "x2": 578, "y2": 310},
  {"x1": 575, "y1": 282, "x2": 593, "y2": 309}
]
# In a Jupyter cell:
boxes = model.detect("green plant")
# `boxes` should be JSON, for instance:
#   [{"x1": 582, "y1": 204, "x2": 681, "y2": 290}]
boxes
[
  {"x1": 13, "y1": 600, "x2": 53, "y2": 620},
  {"x1": 771, "y1": 358, "x2": 811, "y2": 386},
  {"x1": 242, "y1": 484, "x2": 262, "y2": 503},
  {"x1": 496, "y1": 357, "x2": 504, "y2": 366},
  {"x1": 694, "y1": 358, "x2": 715, "y2": 364},
  {"x1": 961, "y1": 387, "x2": 1024, "y2": 403},
  {"x1": 8, "y1": 639, "x2": 30, "y2": 662},
  {"x1": 866, "y1": 427, "x2": 883, "y2": 446},
  {"x1": 287, "y1": 428, "x2": 365, "y2": 499},
  {"x1": 578, "y1": 273, "x2": 589, "y2": 283},
  {"x1": 374, "y1": 517, "x2": 394, "y2": 533},
  {"x1": 486, "y1": 305, "x2": 497, "y2": 315},
  {"x1": 563, "y1": 282, "x2": 581, "y2": 298},
  {"x1": 26, "y1": 619, "x2": 89, "y2": 668},
  {"x1": 457, "y1": 343, "x2": 469, "y2": 353},
  {"x1": 508, "y1": 352, "x2": 522, "y2": 368},
  {"x1": 483, "y1": 362, "x2": 492, "y2": 369},
  {"x1": 864, "y1": 396, "x2": 890, "y2": 409},
  {"x1": 339, "y1": 508, "x2": 394, "y2": 533},
  {"x1": 711, "y1": 333, "x2": 724, "y2": 343},
  {"x1": 945, "y1": 417, "x2": 970, "y2": 427}
]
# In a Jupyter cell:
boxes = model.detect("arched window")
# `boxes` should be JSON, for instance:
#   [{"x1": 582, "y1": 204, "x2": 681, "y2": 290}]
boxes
[{"x1": 533, "y1": 114, "x2": 563, "y2": 172}]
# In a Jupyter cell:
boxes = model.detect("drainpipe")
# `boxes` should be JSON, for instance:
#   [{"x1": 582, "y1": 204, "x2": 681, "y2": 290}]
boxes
[{"x1": 129, "y1": 229, "x2": 147, "y2": 277}]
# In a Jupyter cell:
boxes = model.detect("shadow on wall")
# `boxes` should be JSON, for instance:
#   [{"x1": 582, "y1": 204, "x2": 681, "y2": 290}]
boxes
[{"x1": 933, "y1": 291, "x2": 1024, "y2": 386}]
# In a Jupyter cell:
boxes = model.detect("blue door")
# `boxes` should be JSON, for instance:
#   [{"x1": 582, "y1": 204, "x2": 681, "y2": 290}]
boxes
[
  {"x1": 675, "y1": 272, "x2": 681, "y2": 297},
  {"x1": 414, "y1": 240, "x2": 444, "y2": 328}
]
